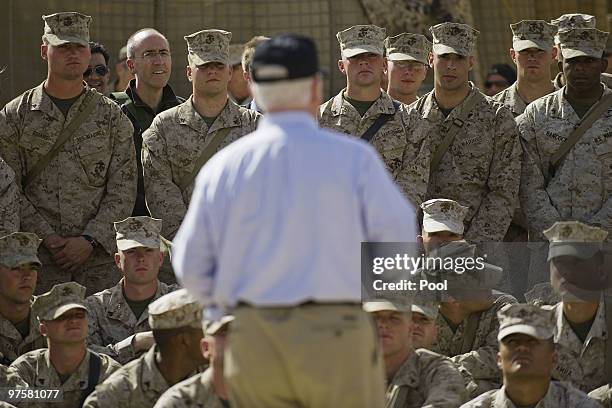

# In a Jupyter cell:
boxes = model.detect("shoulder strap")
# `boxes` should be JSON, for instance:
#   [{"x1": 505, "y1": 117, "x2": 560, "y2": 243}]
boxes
[
  {"x1": 177, "y1": 127, "x2": 232, "y2": 191},
  {"x1": 23, "y1": 91, "x2": 99, "y2": 189},
  {"x1": 548, "y1": 92, "x2": 612, "y2": 179},
  {"x1": 460, "y1": 310, "x2": 483, "y2": 354},
  {"x1": 605, "y1": 296, "x2": 612, "y2": 383},
  {"x1": 360, "y1": 100, "x2": 400, "y2": 143},
  {"x1": 109, "y1": 91, "x2": 129, "y2": 105},
  {"x1": 429, "y1": 92, "x2": 480, "y2": 179},
  {"x1": 79, "y1": 351, "x2": 102, "y2": 407}
]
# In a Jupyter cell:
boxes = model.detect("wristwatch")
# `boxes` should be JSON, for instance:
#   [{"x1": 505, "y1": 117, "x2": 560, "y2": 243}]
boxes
[{"x1": 81, "y1": 234, "x2": 98, "y2": 249}]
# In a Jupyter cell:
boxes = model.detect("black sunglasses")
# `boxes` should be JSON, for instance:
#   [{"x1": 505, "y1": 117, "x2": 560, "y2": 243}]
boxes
[{"x1": 84, "y1": 64, "x2": 109, "y2": 77}]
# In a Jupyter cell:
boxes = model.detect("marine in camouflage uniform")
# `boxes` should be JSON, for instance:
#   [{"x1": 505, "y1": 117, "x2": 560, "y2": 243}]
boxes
[
  {"x1": 518, "y1": 28, "x2": 612, "y2": 243},
  {"x1": 384, "y1": 33, "x2": 431, "y2": 105},
  {"x1": 542, "y1": 222, "x2": 610, "y2": 393},
  {"x1": 551, "y1": 13, "x2": 612, "y2": 90},
  {"x1": 83, "y1": 289, "x2": 206, "y2": 408},
  {"x1": 86, "y1": 217, "x2": 178, "y2": 364},
  {"x1": 319, "y1": 25, "x2": 417, "y2": 204},
  {"x1": 460, "y1": 304, "x2": 601, "y2": 408},
  {"x1": 416, "y1": 240, "x2": 517, "y2": 397},
  {"x1": 10, "y1": 282, "x2": 121, "y2": 408},
  {"x1": 364, "y1": 300, "x2": 468, "y2": 407},
  {"x1": 142, "y1": 29, "x2": 260, "y2": 239},
  {"x1": 401, "y1": 23, "x2": 521, "y2": 243},
  {"x1": 0, "y1": 233, "x2": 47, "y2": 364},
  {"x1": 0, "y1": 12, "x2": 137, "y2": 296},
  {"x1": 153, "y1": 316, "x2": 234, "y2": 408}
]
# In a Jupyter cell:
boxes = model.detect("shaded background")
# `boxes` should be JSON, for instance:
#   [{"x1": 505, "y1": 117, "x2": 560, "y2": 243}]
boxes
[{"x1": 0, "y1": 0, "x2": 609, "y2": 105}]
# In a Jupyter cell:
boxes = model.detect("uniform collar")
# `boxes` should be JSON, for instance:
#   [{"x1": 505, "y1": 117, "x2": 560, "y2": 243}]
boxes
[
  {"x1": 420, "y1": 82, "x2": 484, "y2": 122},
  {"x1": 36, "y1": 349, "x2": 91, "y2": 391},
  {"x1": 107, "y1": 278, "x2": 164, "y2": 326},
  {"x1": 388, "y1": 352, "x2": 419, "y2": 387},
  {"x1": 30, "y1": 81, "x2": 94, "y2": 122},
  {"x1": 177, "y1": 96, "x2": 244, "y2": 134},
  {"x1": 502, "y1": 83, "x2": 527, "y2": 116},
  {"x1": 141, "y1": 346, "x2": 170, "y2": 395},
  {"x1": 329, "y1": 88, "x2": 397, "y2": 118},
  {"x1": 126, "y1": 79, "x2": 181, "y2": 111},
  {"x1": 555, "y1": 297, "x2": 607, "y2": 347}
]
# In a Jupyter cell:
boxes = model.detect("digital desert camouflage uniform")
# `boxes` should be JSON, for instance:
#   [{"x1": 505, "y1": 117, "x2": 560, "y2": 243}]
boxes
[
  {"x1": 385, "y1": 348, "x2": 468, "y2": 407},
  {"x1": 153, "y1": 368, "x2": 223, "y2": 408},
  {"x1": 461, "y1": 304, "x2": 601, "y2": 408},
  {"x1": 86, "y1": 279, "x2": 178, "y2": 364},
  {"x1": 86, "y1": 216, "x2": 179, "y2": 364},
  {"x1": 0, "y1": 157, "x2": 30, "y2": 235},
  {"x1": 401, "y1": 23, "x2": 521, "y2": 243},
  {"x1": 492, "y1": 20, "x2": 557, "y2": 117},
  {"x1": 0, "y1": 363, "x2": 25, "y2": 408},
  {"x1": 0, "y1": 13, "x2": 137, "y2": 295},
  {"x1": 142, "y1": 29, "x2": 260, "y2": 239},
  {"x1": 83, "y1": 289, "x2": 203, "y2": 408},
  {"x1": 517, "y1": 29, "x2": 612, "y2": 242},
  {"x1": 319, "y1": 25, "x2": 417, "y2": 203},
  {"x1": 0, "y1": 232, "x2": 46, "y2": 364},
  {"x1": 9, "y1": 282, "x2": 121, "y2": 408}
]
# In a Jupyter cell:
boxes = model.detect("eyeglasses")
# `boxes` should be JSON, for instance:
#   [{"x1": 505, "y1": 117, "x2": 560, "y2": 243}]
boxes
[
  {"x1": 484, "y1": 80, "x2": 509, "y2": 88},
  {"x1": 141, "y1": 50, "x2": 171, "y2": 60},
  {"x1": 83, "y1": 64, "x2": 109, "y2": 77}
]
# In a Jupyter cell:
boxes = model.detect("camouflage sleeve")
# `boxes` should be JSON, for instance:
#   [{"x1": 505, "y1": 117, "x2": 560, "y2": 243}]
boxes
[
  {"x1": 516, "y1": 110, "x2": 561, "y2": 240},
  {"x1": 0, "y1": 106, "x2": 55, "y2": 238},
  {"x1": 464, "y1": 106, "x2": 521, "y2": 243},
  {"x1": 85, "y1": 297, "x2": 136, "y2": 364},
  {"x1": 83, "y1": 109, "x2": 137, "y2": 253},
  {"x1": 0, "y1": 174, "x2": 20, "y2": 235},
  {"x1": 396, "y1": 109, "x2": 428, "y2": 206},
  {"x1": 452, "y1": 347, "x2": 502, "y2": 398},
  {"x1": 421, "y1": 353, "x2": 469, "y2": 407},
  {"x1": 142, "y1": 121, "x2": 187, "y2": 240}
]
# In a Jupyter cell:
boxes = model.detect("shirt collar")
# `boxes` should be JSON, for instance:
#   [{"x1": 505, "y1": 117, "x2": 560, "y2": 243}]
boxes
[{"x1": 259, "y1": 111, "x2": 318, "y2": 129}]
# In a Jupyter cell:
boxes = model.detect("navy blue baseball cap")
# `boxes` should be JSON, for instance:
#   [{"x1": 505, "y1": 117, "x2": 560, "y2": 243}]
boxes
[{"x1": 251, "y1": 33, "x2": 322, "y2": 82}]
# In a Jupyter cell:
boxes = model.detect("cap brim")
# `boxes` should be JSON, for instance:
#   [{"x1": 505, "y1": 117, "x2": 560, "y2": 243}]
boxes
[
  {"x1": 2, "y1": 254, "x2": 42, "y2": 269},
  {"x1": 363, "y1": 300, "x2": 410, "y2": 313},
  {"x1": 561, "y1": 48, "x2": 603, "y2": 60},
  {"x1": 548, "y1": 242, "x2": 601, "y2": 261},
  {"x1": 513, "y1": 39, "x2": 552, "y2": 52},
  {"x1": 432, "y1": 44, "x2": 468, "y2": 57},
  {"x1": 411, "y1": 304, "x2": 438, "y2": 319},
  {"x1": 422, "y1": 218, "x2": 464, "y2": 235},
  {"x1": 387, "y1": 53, "x2": 428, "y2": 65},
  {"x1": 44, "y1": 34, "x2": 88, "y2": 47},
  {"x1": 498, "y1": 325, "x2": 553, "y2": 341},
  {"x1": 189, "y1": 53, "x2": 228, "y2": 66},
  {"x1": 206, "y1": 315, "x2": 235, "y2": 335},
  {"x1": 117, "y1": 239, "x2": 160, "y2": 251},
  {"x1": 52, "y1": 303, "x2": 87, "y2": 320},
  {"x1": 342, "y1": 45, "x2": 384, "y2": 59}
]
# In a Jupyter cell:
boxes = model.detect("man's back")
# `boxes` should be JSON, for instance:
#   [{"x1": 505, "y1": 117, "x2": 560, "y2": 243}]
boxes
[{"x1": 174, "y1": 111, "x2": 417, "y2": 309}]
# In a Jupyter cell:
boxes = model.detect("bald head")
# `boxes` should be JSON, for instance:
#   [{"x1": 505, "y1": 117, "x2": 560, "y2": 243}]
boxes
[{"x1": 126, "y1": 28, "x2": 169, "y2": 59}]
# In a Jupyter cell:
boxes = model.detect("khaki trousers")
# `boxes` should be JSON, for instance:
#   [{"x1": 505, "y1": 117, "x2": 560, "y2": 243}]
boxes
[{"x1": 225, "y1": 304, "x2": 386, "y2": 408}]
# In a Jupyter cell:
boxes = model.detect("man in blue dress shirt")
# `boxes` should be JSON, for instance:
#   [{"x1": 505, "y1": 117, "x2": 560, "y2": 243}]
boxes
[{"x1": 172, "y1": 33, "x2": 418, "y2": 408}]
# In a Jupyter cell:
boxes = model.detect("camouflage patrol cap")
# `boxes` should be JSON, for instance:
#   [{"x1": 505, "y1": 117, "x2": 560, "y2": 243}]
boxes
[
  {"x1": 32, "y1": 282, "x2": 87, "y2": 321},
  {"x1": 551, "y1": 13, "x2": 596, "y2": 45},
  {"x1": 228, "y1": 44, "x2": 245, "y2": 66},
  {"x1": 204, "y1": 314, "x2": 235, "y2": 336},
  {"x1": 184, "y1": 29, "x2": 232, "y2": 66},
  {"x1": 42, "y1": 12, "x2": 91, "y2": 47},
  {"x1": 0, "y1": 232, "x2": 42, "y2": 269},
  {"x1": 420, "y1": 199, "x2": 469, "y2": 235},
  {"x1": 115, "y1": 216, "x2": 163, "y2": 251},
  {"x1": 497, "y1": 303, "x2": 554, "y2": 341},
  {"x1": 385, "y1": 33, "x2": 431, "y2": 65},
  {"x1": 558, "y1": 28, "x2": 609, "y2": 60},
  {"x1": 544, "y1": 221, "x2": 607, "y2": 261},
  {"x1": 511, "y1": 20, "x2": 556, "y2": 52},
  {"x1": 430, "y1": 22, "x2": 479, "y2": 57},
  {"x1": 337, "y1": 25, "x2": 386, "y2": 58},
  {"x1": 411, "y1": 301, "x2": 439, "y2": 319},
  {"x1": 363, "y1": 299, "x2": 411, "y2": 313},
  {"x1": 148, "y1": 289, "x2": 203, "y2": 330}
]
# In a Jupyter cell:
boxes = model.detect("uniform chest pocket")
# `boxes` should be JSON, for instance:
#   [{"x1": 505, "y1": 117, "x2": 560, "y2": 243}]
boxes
[
  {"x1": 596, "y1": 142, "x2": 612, "y2": 191},
  {"x1": 74, "y1": 131, "x2": 111, "y2": 187},
  {"x1": 18, "y1": 131, "x2": 54, "y2": 165}
]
